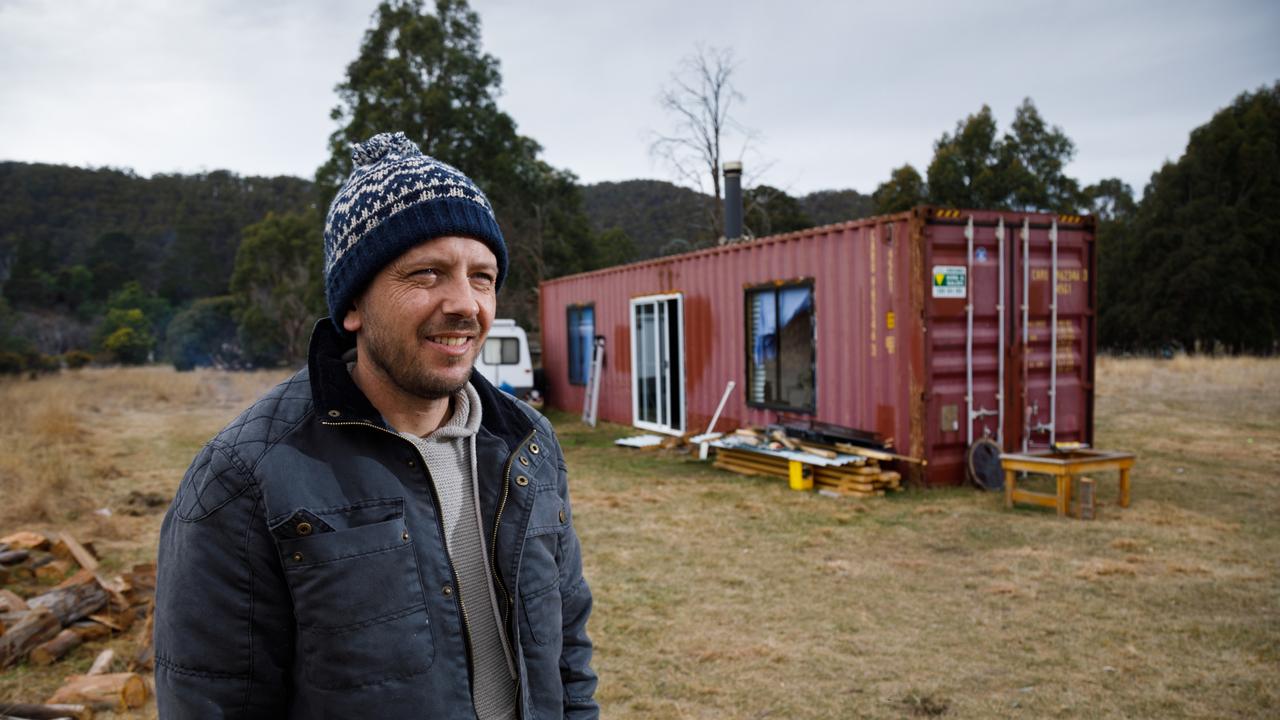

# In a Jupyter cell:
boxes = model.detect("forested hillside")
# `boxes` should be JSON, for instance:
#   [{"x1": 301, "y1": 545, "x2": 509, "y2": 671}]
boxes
[
  {"x1": 0, "y1": 163, "x2": 313, "y2": 308},
  {"x1": 580, "y1": 180, "x2": 875, "y2": 260}
]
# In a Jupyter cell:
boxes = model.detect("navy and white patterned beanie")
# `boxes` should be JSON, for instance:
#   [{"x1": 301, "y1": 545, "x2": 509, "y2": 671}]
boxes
[{"x1": 323, "y1": 131, "x2": 507, "y2": 330}]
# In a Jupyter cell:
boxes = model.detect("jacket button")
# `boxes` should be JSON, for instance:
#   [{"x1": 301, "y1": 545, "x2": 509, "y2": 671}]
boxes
[
  {"x1": 291, "y1": 552, "x2": 303, "y2": 562},
  {"x1": 442, "y1": 584, "x2": 453, "y2": 597},
  {"x1": 295, "y1": 522, "x2": 312, "y2": 536},
  {"x1": 529, "y1": 443, "x2": 540, "y2": 455},
  {"x1": 559, "y1": 509, "x2": 566, "y2": 524},
  {"x1": 515, "y1": 476, "x2": 529, "y2": 487},
  {"x1": 327, "y1": 410, "x2": 340, "y2": 418},
  {"x1": 519, "y1": 456, "x2": 530, "y2": 467},
  {"x1": 407, "y1": 458, "x2": 417, "y2": 468}
]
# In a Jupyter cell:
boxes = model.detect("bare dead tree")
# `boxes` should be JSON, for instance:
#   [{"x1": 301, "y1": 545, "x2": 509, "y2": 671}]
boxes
[{"x1": 650, "y1": 46, "x2": 757, "y2": 242}]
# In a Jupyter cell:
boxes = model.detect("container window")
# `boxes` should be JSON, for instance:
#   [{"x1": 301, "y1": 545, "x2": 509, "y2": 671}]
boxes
[
  {"x1": 745, "y1": 282, "x2": 815, "y2": 412},
  {"x1": 567, "y1": 304, "x2": 595, "y2": 385},
  {"x1": 483, "y1": 337, "x2": 519, "y2": 365}
]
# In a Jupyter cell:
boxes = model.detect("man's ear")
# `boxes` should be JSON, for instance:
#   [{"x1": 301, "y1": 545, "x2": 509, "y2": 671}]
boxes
[{"x1": 342, "y1": 302, "x2": 362, "y2": 333}]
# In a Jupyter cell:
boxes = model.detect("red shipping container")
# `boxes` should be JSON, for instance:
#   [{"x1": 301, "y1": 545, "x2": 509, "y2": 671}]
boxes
[{"x1": 539, "y1": 206, "x2": 1096, "y2": 486}]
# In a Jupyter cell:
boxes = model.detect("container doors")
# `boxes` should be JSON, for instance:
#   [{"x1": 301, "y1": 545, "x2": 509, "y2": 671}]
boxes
[
  {"x1": 922, "y1": 212, "x2": 1095, "y2": 485},
  {"x1": 1011, "y1": 217, "x2": 1095, "y2": 451},
  {"x1": 630, "y1": 293, "x2": 685, "y2": 435},
  {"x1": 922, "y1": 216, "x2": 1007, "y2": 483}
]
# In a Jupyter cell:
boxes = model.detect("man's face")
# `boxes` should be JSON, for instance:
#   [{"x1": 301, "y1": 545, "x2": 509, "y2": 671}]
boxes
[{"x1": 343, "y1": 236, "x2": 498, "y2": 401}]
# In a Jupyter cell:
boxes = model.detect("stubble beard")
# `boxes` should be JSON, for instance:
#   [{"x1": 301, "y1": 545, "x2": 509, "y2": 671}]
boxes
[{"x1": 362, "y1": 318, "x2": 479, "y2": 401}]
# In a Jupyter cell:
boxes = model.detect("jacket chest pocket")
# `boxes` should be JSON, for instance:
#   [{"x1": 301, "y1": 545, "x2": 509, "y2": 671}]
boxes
[{"x1": 274, "y1": 501, "x2": 434, "y2": 689}]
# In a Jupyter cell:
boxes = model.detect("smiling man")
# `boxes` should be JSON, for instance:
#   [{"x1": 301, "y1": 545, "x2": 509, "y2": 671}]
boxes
[{"x1": 154, "y1": 132, "x2": 598, "y2": 718}]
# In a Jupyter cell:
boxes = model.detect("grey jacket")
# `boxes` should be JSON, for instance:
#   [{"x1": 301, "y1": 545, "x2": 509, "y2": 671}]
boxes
[{"x1": 154, "y1": 321, "x2": 598, "y2": 718}]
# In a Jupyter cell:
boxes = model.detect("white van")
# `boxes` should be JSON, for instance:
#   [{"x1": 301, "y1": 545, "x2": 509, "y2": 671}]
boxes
[{"x1": 474, "y1": 319, "x2": 535, "y2": 399}]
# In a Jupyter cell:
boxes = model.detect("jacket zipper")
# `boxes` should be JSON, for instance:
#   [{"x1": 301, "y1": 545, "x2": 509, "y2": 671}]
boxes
[
  {"x1": 490, "y1": 426, "x2": 536, "y2": 631},
  {"x1": 321, "y1": 418, "x2": 478, "y2": 685},
  {"x1": 490, "y1": 425, "x2": 536, "y2": 720}
]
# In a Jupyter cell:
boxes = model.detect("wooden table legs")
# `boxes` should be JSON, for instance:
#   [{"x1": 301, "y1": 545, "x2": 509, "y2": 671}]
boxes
[{"x1": 1119, "y1": 467, "x2": 1130, "y2": 508}]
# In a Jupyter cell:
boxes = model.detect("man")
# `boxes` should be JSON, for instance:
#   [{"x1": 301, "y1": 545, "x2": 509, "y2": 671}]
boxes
[{"x1": 154, "y1": 132, "x2": 598, "y2": 718}]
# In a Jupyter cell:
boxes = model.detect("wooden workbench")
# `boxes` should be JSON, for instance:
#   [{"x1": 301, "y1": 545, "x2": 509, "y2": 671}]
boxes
[{"x1": 1000, "y1": 450, "x2": 1136, "y2": 517}]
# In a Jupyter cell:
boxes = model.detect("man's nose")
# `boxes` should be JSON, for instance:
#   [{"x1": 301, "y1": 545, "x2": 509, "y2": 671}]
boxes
[{"x1": 439, "y1": 275, "x2": 480, "y2": 317}]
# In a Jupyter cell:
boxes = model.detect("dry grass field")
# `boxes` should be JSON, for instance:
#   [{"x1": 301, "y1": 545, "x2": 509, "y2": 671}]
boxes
[{"x1": 1, "y1": 356, "x2": 1277, "y2": 718}]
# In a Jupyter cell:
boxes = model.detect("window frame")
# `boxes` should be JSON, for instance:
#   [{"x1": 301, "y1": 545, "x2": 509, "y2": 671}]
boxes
[
  {"x1": 482, "y1": 337, "x2": 520, "y2": 366},
  {"x1": 743, "y1": 279, "x2": 817, "y2": 414},
  {"x1": 566, "y1": 303, "x2": 595, "y2": 386}
]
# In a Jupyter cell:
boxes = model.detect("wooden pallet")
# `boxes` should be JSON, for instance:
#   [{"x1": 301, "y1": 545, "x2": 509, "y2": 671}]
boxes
[{"x1": 713, "y1": 446, "x2": 903, "y2": 498}]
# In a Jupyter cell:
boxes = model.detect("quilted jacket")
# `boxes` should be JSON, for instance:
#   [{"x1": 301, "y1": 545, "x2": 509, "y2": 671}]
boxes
[{"x1": 154, "y1": 321, "x2": 598, "y2": 718}]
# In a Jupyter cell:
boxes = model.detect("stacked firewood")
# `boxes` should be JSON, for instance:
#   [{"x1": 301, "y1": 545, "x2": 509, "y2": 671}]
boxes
[
  {"x1": 0, "y1": 530, "x2": 156, "y2": 715},
  {"x1": 812, "y1": 463, "x2": 903, "y2": 497}
]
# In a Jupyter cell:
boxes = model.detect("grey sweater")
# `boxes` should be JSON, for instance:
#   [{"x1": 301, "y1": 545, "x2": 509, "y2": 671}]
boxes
[{"x1": 401, "y1": 383, "x2": 517, "y2": 720}]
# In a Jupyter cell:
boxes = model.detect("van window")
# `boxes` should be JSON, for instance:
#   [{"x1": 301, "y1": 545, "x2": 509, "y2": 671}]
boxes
[
  {"x1": 745, "y1": 281, "x2": 815, "y2": 411},
  {"x1": 483, "y1": 337, "x2": 520, "y2": 365},
  {"x1": 567, "y1": 304, "x2": 595, "y2": 385}
]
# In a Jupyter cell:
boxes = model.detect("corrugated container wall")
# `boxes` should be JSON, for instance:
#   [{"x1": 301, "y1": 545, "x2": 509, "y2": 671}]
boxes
[{"x1": 539, "y1": 206, "x2": 1097, "y2": 486}]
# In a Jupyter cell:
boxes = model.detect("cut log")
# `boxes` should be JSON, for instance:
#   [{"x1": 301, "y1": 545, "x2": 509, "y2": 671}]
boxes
[
  {"x1": 0, "y1": 589, "x2": 29, "y2": 612},
  {"x1": 87, "y1": 649, "x2": 114, "y2": 676},
  {"x1": 0, "y1": 549, "x2": 30, "y2": 565},
  {"x1": 48, "y1": 672, "x2": 149, "y2": 710},
  {"x1": 30, "y1": 628, "x2": 83, "y2": 666},
  {"x1": 55, "y1": 568, "x2": 94, "y2": 590},
  {"x1": 1, "y1": 610, "x2": 29, "y2": 627},
  {"x1": 87, "y1": 609, "x2": 134, "y2": 632},
  {"x1": 49, "y1": 539, "x2": 72, "y2": 561},
  {"x1": 131, "y1": 642, "x2": 154, "y2": 673},
  {"x1": 28, "y1": 574, "x2": 108, "y2": 626},
  {"x1": 131, "y1": 600, "x2": 155, "y2": 672},
  {"x1": 57, "y1": 533, "x2": 99, "y2": 572},
  {"x1": 0, "y1": 531, "x2": 52, "y2": 551},
  {"x1": 120, "y1": 564, "x2": 156, "y2": 606},
  {"x1": 34, "y1": 558, "x2": 75, "y2": 581},
  {"x1": 68, "y1": 621, "x2": 113, "y2": 642},
  {"x1": 0, "y1": 606, "x2": 61, "y2": 668},
  {"x1": 0, "y1": 703, "x2": 93, "y2": 720}
]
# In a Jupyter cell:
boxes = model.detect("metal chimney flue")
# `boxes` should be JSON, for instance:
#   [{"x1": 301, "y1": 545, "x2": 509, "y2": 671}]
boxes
[{"x1": 722, "y1": 161, "x2": 743, "y2": 243}]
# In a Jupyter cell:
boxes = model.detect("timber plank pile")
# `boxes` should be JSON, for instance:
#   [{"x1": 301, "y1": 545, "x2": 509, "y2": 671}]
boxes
[
  {"x1": 711, "y1": 427, "x2": 907, "y2": 498},
  {"x1": 0, "y1": 530, "x2": 155, "y2": 715}
]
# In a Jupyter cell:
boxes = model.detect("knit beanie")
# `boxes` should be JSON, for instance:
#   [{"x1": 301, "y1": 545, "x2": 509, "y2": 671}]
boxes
[{"x1": 323, "y1": 131, "x2": 507, "y2": 330}]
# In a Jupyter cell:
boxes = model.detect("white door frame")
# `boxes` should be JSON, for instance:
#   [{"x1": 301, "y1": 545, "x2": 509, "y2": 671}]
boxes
[{"x1": 629, "y1": 293, "x2": 686, "y2": 435}]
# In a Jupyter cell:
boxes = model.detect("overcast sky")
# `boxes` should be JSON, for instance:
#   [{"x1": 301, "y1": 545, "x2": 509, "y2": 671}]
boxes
[{"x1": 1, "y1": 0, "x2": 1276, "y2": 198}]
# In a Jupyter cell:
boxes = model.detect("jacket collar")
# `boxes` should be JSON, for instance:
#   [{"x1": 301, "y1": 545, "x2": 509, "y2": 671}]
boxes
[{"x1": 307, "y1": 318, "x2": 533, "y2": 450}]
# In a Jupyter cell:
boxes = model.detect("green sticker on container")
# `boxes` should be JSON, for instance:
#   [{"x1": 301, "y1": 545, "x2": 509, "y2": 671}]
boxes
[{"x1": 932, "y1": 265, "x2": 966, "y2": 298}]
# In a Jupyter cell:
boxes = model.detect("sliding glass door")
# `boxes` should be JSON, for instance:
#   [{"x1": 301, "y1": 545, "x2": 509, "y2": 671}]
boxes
[{"x1": 630, "y1": 294, "x2": 684, "y2": 434}]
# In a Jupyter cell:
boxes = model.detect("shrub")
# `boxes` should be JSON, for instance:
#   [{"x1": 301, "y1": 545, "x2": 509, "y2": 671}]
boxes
[{"x1": 63, "y1": 349, "x2": 93, "y2": 369}]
